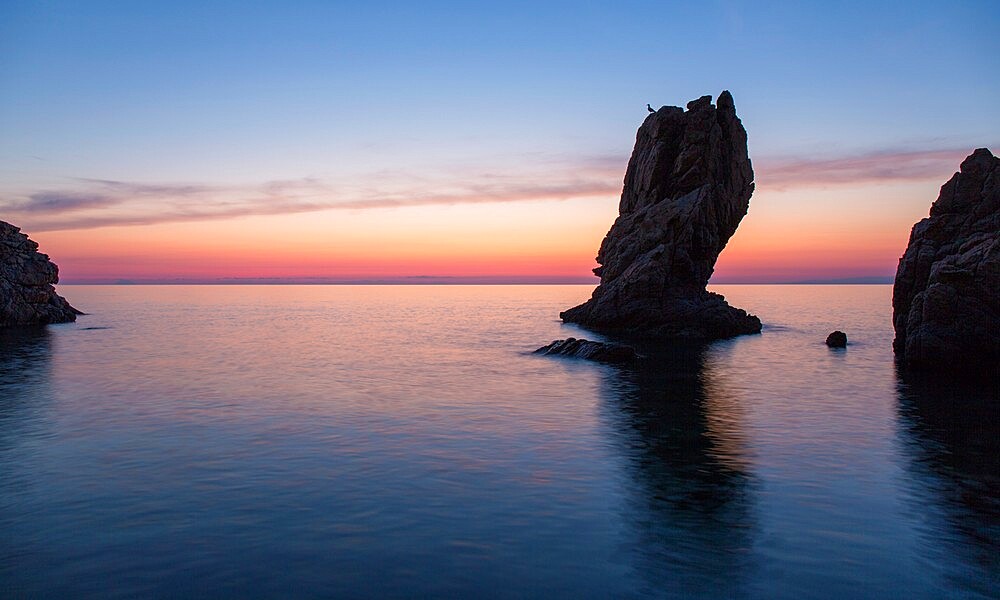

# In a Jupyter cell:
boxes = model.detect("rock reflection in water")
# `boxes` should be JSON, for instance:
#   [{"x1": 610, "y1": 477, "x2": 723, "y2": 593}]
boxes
[
  {"x1": 0, "y1": 326, "x2": 53, "y2": 383},
  {"x1": 896, "y1": 369, "x2": 1000, "y2": 596},
  {"x1": 597, "y1": 341, "x2": 756, "y2": 598},
  {"x1": 0, "y1": 326, "x2": 53, "y2": 452}
]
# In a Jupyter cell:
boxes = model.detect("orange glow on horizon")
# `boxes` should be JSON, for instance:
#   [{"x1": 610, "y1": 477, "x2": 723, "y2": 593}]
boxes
[{"x1": 33, "y1": 178, "x2": 943, "y2": 283}]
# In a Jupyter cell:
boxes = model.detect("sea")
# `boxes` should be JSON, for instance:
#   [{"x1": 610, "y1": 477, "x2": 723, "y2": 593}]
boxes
[{"x1": 0, "y1": 284, "x2": 997, "y2": 599}]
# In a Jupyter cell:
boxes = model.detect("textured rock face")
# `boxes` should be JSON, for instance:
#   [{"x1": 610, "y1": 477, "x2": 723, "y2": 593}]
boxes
[
  {"x1": 892, "y1": 148, "x2": 999, "y2": 374},
  {"x1": 561, "y1": 92, "x2": 760, "y2": 339},
  {"x1": 534, "y1": 338, "x2": 639, "y2": 363},
  {"x1": 1, "y1": 221, "x2": 80, "y2": 326}
]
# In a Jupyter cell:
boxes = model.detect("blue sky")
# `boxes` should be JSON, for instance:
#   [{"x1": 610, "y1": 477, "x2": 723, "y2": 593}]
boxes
[{"x1": 3, "y1": 1, "x2": 996, "y2": 181}]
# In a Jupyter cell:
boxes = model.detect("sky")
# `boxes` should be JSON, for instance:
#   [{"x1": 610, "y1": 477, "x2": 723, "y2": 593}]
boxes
[{"x1": 1, "y1": 0, "x2": 998, "y2": 283}]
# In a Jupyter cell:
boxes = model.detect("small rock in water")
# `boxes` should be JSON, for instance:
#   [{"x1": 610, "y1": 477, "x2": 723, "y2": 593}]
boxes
[
  {"x1": 534, "y1": 337, "x2": 639, "y2": 363},
  {"x1": 826, "y1": 331, "x2": 848, "y2": 348}
]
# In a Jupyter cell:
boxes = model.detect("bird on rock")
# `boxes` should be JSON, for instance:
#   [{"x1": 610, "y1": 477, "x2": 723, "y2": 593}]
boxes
[{"x1": 647, "y1": 103, "x2": 655, "y2": 113}]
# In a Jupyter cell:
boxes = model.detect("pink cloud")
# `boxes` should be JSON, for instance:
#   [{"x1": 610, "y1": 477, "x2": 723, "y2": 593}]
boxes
[{"x1": 754, "y1": 147, "x2": 994, "y2": 190}]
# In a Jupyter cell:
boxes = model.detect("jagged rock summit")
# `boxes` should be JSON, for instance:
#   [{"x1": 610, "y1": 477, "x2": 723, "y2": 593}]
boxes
[
  {"x1": 561, "y1": 92, "x2": 761, "y2": 339},
  {"x1": 892, "y1": 148, "x2": 999, "y2": 375},
  {"x1": 1, "y1": 220, "x2": 80, "y2": 326}
]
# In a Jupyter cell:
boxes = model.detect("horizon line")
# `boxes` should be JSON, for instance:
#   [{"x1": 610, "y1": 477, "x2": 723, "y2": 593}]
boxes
[{"x1": 59, "y1": 276, "x2": 895, "y2": 286}]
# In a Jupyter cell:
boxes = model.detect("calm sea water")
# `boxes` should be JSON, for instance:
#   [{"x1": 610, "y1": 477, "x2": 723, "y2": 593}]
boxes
[{"x1": 0, "y1": 285, "x2": 997, "y2": 599}]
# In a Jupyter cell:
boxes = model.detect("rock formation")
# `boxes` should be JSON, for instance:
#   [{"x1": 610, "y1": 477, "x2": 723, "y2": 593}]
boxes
[
  {"x1": 825, "y1": 331, "x2": 847, "y2": 348},
  {"x1": 892, "y1": 148, "x2": 999, "y2": 374},
  {"x1": 1, "y1": 220, "x2": 80, "y2": 326},
  {"x1": 534, "y1": 338, "x2": 639, "y2": 363},
  {"x1": 561, "y1": 92, "x2": 761, "y2": 339}
]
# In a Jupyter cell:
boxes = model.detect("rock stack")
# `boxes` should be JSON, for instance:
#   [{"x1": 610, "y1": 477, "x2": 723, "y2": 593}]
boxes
[{"x1": 561, "y1": 92, "x2": 760, "y2": 339}]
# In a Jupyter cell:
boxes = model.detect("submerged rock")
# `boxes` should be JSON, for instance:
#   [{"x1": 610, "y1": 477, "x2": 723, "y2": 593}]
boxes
[
  {"x1": 534, "y1": 338, "x2": 639, "y2": 363},
  {"x1": 826, "y1": 331, "x2": 847, "y2": 348},
  {"x1": 1, "y1": 220, "x2": 80, "y2": 326},
  {"x1": 561, "y1": 92, "x2": 761, "y2": 340},
  {"x1": 892, "y1": 148, "x2": 999, "y2": 374}
]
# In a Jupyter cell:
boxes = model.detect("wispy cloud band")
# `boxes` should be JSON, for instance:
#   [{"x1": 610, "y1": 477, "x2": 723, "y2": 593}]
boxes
[
  {"x1": 2, "y1": 145, "x2": 992, "y2": 231},
  {"x1": 754, "y1": 147, "x2": 984, "y2": 190},
  {"x1": 1, "y1": 166, "x2": 623, "y2": 232}
]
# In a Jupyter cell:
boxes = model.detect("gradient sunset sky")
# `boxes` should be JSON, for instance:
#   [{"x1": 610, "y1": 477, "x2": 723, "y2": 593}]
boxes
[{"x1": 1, "y1": 1, "x2": 998, "y2": 283}]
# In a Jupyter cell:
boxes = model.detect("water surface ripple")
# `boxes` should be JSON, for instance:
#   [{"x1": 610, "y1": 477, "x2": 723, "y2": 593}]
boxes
[{"x1": 0, "y1": 285, "x2": 996, "y2": 598}]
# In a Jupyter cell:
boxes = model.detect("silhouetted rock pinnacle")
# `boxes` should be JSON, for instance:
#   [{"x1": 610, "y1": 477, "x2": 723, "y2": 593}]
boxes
[
  {"x1": 892, "y1": 148, "x2": 999, "y2": 375},
  {"x1": 1, "y1": 220, "x2": 80, "y2": 326},
  {"x1": 561, "y1": 91, "x2": 761, "y2": 339}
]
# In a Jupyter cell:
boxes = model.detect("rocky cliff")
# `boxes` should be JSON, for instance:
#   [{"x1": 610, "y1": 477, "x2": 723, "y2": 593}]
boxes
[
  {"x1": 561, "y1": 92, "x2": 760, "y2": 339},
  {"x1": 892, "y1": 148, "x2": 999, "y2": 374},
  {"x1": 1, "y1": 220, "x2": 80, "y2": 326}
]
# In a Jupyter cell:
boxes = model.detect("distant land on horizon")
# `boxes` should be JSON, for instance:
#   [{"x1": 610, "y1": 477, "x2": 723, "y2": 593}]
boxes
[{"x1": 59, "y1": 275, "x2": 896, "y2": 285}]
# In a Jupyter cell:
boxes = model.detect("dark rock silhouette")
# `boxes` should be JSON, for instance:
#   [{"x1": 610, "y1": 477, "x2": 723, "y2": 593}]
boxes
[
  {"x1": 892, "y1": 148, "x2": 999, "y2": 374},
  {"x1": 826, "y1": 331, "x2": 847, "y2": 348},
  {"x1": 1, "y1": 221, "x2": 80, "y2": 326},
  {"x1": 534, "y1": 337, "x2": 639, "y2": 363},
  {"x1": 561, "y1": 92, "x2": 760, "y2": 340}
]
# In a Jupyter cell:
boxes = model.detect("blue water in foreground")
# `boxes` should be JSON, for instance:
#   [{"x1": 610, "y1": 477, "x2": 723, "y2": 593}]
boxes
[{"x1": 1, "y1": 285, "x2": 997, "y2": 598}]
